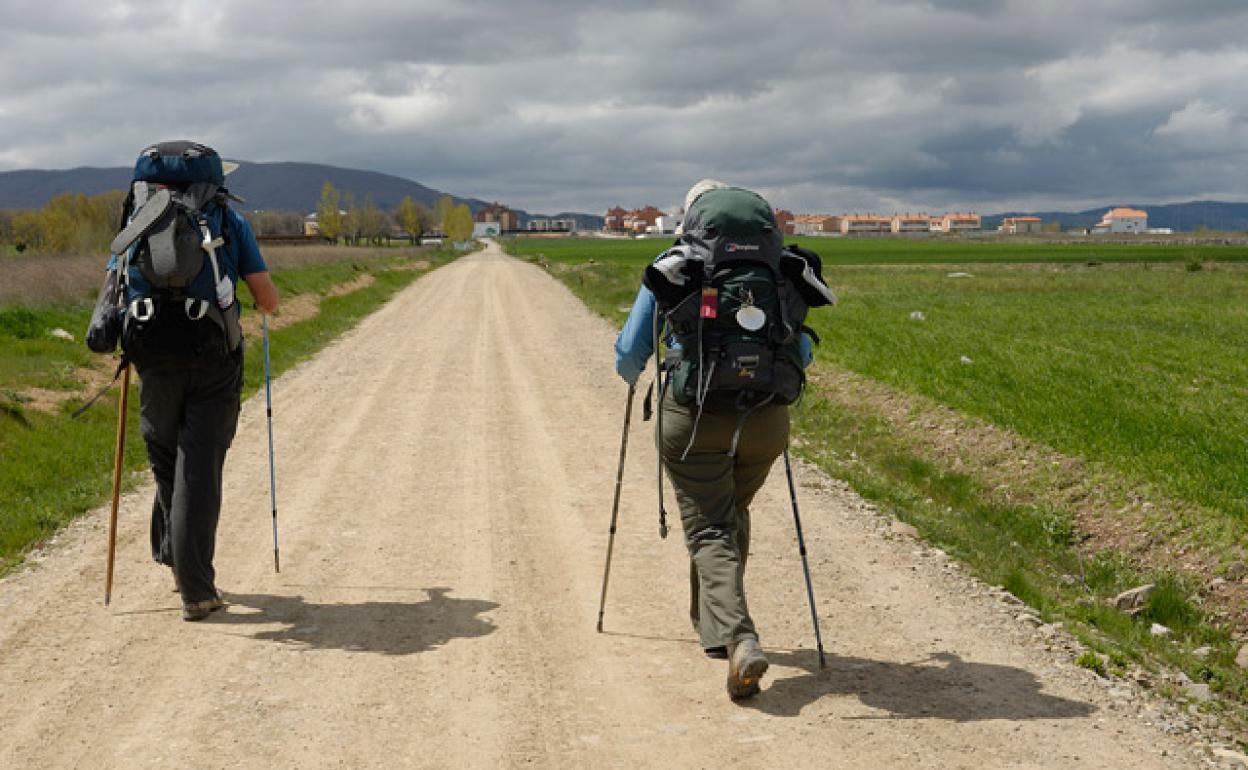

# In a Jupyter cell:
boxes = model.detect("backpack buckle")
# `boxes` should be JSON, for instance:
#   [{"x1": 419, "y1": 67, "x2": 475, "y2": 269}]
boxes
[
  {"x1": 129, "y1": 298, "x2": 155, "y2": 322},
  {"x1": 185, "y1": 298, "x2": 210, "y2": 321}
]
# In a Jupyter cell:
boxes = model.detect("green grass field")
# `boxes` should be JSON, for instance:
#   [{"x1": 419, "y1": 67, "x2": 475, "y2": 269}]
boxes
[
  {"x1": 508, "y1": 237, "x2": 1248, "y2": 522},
  {"x1": 503, "y1": 235, "x2": 1248, "y2": 707},
  {"x1": 507, "y1": 234, "x2": 1248, "y2": 266},
  {"x1": 0, "y1": 247, "x2": 455, "y2": 575}
]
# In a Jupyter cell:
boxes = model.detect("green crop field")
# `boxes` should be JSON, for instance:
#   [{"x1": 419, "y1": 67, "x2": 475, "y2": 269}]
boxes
[
  {"x1": 506, "y1": 234, "x2": 1248, "y2": 266},
  {"x1": 506, "y1": 237, "x2": 1248, "y2": 521}
]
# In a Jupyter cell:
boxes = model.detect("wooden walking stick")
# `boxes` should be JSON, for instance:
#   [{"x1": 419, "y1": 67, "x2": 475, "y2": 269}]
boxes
[{"x1": 104, "y1": 363, "x2": 131, "y2": 606}]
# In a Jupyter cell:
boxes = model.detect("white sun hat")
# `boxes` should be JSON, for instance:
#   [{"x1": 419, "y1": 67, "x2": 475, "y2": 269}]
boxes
[{"x1": 683, "y1": 178, "x2": 728, "y2": 213}]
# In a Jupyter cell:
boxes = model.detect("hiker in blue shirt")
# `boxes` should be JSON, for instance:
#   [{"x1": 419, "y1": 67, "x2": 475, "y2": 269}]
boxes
[
  {"x1": 100, "y1": 142, "x2": 278, "y2": 621},
  {"x1": 613, "y1": 180, "x2": 832, "y2": 700}
]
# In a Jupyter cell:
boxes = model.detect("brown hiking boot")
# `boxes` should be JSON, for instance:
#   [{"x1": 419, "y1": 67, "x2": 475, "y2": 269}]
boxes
[
  {"x1": 726, "y1": 638, "x2": 768, "y2": 699},
  {"x1": 182, "y1": 592, "x2": 225, "y2": 622}
]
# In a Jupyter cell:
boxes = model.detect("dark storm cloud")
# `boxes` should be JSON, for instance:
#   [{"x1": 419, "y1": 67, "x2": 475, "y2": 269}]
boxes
[{"x1": 1, "y1": 0, "x2": 1246, "y2": 214}]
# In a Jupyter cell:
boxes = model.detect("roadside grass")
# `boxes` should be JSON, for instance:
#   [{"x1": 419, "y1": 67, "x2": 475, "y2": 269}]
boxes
[
  {"x1": 504, "y1": 235, "x2": 1248, "y2": 266},
  {"x1": 792, "y1": 390, "x2": 1245, "y2": 702},
  {"x1": 501, "y1": 237, "x2": 1248, "y2": 717},
  {"x1": 0, "y1": 246, "x2": 455, "y2": 576}
]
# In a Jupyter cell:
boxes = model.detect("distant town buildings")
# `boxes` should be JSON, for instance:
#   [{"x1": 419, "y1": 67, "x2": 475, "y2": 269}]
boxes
[
  {"x1": 938, "y1": 212, "x2": 982, "y2": 233},
  {"x1": 604, "y1": 206, "x2": 668, "y2": 234},
  {"x1": 791, "y1": 214, "x2": 839, "y2": 235},
  {"x1": 475, "y1": 202, "x2": 518, "y2": 232},
  {"x1": 526, "y1": 217, "x2": 576, "y2": 232},
  {"x1": 839, "y1": 214, "x2": 892, "y2": 234},
  {"x1": 1093, "y1": 207, "x2": 1147, "y2": 234},
  {"x1": 1000, "y1": 216, "x2": 1043, "y2": 234},
  {"x1": 892, "y1": 213, "x2": 932, "y2": 234},
  {"x1": 601, "y1": 203, "x2": 991, "y2": 238}
]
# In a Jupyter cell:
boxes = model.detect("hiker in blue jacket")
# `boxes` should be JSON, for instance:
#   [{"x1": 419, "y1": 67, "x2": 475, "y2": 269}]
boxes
[{"x1": 614, "y1": 180, "x2": 830, "y2": 699}]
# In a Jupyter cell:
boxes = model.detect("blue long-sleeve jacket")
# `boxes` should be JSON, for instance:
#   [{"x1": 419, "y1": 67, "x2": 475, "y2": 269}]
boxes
[{"x1": 613, "y1": 285, "x2": 814, "y2": 387}]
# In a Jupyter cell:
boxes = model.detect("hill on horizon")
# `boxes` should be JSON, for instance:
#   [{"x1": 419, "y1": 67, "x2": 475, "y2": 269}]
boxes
[
  {"x1": 3, "y1": 161, "x2": 1246, "y2": 233},
  {"x1": 0, "y1": 161, "x2": 606, "y2": 229}
]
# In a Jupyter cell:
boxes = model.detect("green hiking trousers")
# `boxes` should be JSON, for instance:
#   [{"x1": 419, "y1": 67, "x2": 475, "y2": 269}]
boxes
[{"x1": 659, "y1": 390, "x2": 789, "y2": 650}]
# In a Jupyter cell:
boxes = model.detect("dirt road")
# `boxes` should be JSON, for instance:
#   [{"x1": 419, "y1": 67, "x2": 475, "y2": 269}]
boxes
[{"x1": 0, "y1": 242, "x2": 1203, "y2": 768}]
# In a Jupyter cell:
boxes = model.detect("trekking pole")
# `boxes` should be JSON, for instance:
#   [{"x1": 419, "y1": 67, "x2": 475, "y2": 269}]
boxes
[
  {"x1": 596, "y1": 383, "x2": 636, "y2": 633},
  {"x1": 104, "y1": 363, "x2": 131, "y2": 606},
  {"x1": 263, "y1": 314, "x2": 280, "y2": 573},
  {"x1": 783, "y1": 448, "x2": 826, "y2": 668},
  {"x1": 652, "y1": 311, "x2": 670, "y2": 539}
]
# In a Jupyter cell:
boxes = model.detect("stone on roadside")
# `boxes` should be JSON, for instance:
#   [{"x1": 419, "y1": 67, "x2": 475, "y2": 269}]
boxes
[
  {"x1": 1192, "y1": 646, "x2": 1212, "y2": 659},
  {"x1": 1150, "y1": 623, "x2": 1171, "y2": 638},
  {"x1": 1184, "y1": 682, "x2": 1212, "y2": 702},
  {"x1": 1213, "y1": 748, "x2": 1248, "y2": 769},
  {"x1": 890, "y1": 522, "x2": 920, "y2": 539},
  {"x1": 1226, "y1": 561, "x2": 1247, "y2": 581},
  {"x1": 1112, "y1": 584, "x2": 1155, "y2": 611},
  {"x1": 1236, "y1": 645, "x2": 1248, "y2": 670},
  {"x1": 50, "y1": 328, "x2": 74, "y2": 341}
]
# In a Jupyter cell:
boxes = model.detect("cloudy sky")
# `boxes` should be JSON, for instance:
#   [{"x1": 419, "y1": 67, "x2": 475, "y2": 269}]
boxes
[{"x1": 3, "y1": 0, "x2": 1247, "y2": 215}]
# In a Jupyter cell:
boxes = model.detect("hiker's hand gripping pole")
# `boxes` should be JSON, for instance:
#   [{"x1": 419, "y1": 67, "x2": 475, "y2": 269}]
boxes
[
  {"x1": 596, "y1": 383, "x2": 636, "y2": 633},
  {"x1": 263, "y1": 315, "x2": 280, "y2": 573},
  {"x1": 104, "y1": 363, "x2": 131, "y2": 606},
  {"x1": 784, "y1": 448, "x2": 826, "y2": 668}
]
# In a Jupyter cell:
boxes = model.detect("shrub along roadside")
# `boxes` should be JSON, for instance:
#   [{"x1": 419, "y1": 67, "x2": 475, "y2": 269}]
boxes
[
  {"x1": 503, "y1": 239, "x2": 1248, "y2": 728},
  {"x1": 0, "y1": 248, "x2": 457, "y2": 576}
]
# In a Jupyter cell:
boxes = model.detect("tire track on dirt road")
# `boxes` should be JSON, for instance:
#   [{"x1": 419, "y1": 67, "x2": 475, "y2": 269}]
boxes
[{"x1": 0, "y1": 240, "x2": 1205, "y2": 768}]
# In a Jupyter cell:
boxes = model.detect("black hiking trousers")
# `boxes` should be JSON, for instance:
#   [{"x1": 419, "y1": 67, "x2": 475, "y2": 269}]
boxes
[{"x1": 138, "y1": 348, "x2": 243, "y2": 605}]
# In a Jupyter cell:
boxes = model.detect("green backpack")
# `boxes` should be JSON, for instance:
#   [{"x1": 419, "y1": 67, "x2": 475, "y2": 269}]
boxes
[{"x1": 644, "y1": 187, "x2": 835, "y2": 409}]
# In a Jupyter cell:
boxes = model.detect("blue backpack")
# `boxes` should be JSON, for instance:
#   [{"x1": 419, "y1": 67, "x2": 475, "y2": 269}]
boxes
[{"x1": 102, "y1": 141, "x2": 243, "y2": 365}]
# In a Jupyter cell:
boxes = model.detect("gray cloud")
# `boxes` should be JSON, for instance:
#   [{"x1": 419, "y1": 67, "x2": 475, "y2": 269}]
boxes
[{"x1": 1, "y1": 0, "x2": 1246, "y2": 215}]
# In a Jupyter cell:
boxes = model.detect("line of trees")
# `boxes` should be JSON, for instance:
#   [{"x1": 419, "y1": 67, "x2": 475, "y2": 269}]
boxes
[
  {"x1": 0, "y1": 191, "x2": 128, "y2": 255},
  {"x1": 316, "y1": 183, "x2": 474, "y2": 244},
  {"x1": 1, "y1": 183, "x2": 480, "y2": 256}
]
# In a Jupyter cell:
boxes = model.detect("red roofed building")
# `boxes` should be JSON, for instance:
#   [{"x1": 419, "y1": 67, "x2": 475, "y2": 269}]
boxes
[
  {"x1": 840, "y1": 214, "x2": 892, "y2": 234},
  {"x1": 1094, "y1": 207, "x2": 1147, "y2": 234}
]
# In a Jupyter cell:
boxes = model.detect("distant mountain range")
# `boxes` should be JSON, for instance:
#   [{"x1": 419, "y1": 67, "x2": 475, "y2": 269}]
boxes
[
  {"x1": 982, "y1": 201, "x2": 1248, "y2": 233},
  {"x1": 0, "y1": 161, "x2": 606, "y2": 230},
  {"x1": 3, "y1": 161, "x2": 1247, "y2": 233}
]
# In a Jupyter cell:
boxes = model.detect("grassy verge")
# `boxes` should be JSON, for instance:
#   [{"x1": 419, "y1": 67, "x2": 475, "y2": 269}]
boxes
[
  {"x1": 502, "y1": 236, "x2": 1248, "y2": 724},
  {"x1": 0, "y1": 246, "x2": 457, "y2": 576}
]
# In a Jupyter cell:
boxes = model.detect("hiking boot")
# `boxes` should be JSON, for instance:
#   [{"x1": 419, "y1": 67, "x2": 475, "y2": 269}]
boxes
[
  {"x1": 726, "y1": 638, "x2": 768, "y2": 699},
  {"x1": 182, "y1": 592, "x2": 225, "y2": 622},
  {"x1": 704, "y1": 646, "x2": 728, "y2": 659}
]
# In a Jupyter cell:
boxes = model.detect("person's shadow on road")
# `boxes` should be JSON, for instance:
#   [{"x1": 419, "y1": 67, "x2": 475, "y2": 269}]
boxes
[
  {"x1": 216, "y1": 586, "x2": 498, "y2": 656},
  {"x1": 748, "y1": 649, "x2": 1096, "y2": 721}
]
